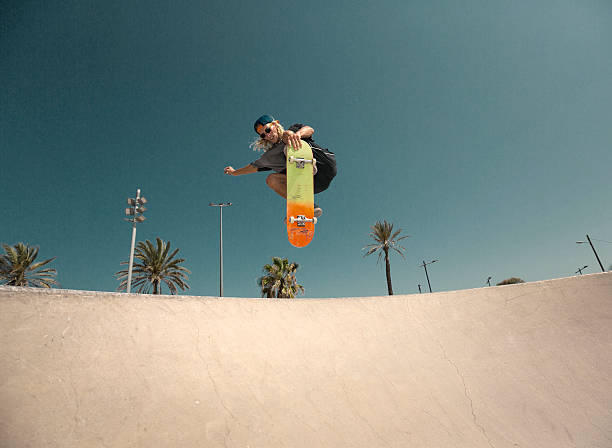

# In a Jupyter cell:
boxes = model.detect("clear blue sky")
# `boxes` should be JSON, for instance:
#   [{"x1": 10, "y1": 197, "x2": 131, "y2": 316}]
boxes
[{"x1": 2, "y1": 0, "x2": 611, "y2": 297}]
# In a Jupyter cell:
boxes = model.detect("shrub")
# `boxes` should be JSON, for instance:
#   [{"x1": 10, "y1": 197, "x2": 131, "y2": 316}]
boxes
[{"x1": 496, "y1": 277, "x2": 525, "y2": 286}]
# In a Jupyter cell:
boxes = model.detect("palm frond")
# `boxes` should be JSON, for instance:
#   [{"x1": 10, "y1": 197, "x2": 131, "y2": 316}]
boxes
[
  {"x1": 0, "y1": 243, "x2": 58, "y2": 287},
  {"x1": 362, "y1": 220, "x2": 411, "y2": 295},
  {"x1": 257, "y1": 256, "x2": 303, "y2": 298},
  {"x1": 115, "y1": 238, "x2": 190, "y2": 295}
]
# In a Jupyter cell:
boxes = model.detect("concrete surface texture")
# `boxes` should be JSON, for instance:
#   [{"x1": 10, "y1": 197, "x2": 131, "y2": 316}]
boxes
[{"x1": 1, "y1": 273, "x2": 611, "y2": 448}]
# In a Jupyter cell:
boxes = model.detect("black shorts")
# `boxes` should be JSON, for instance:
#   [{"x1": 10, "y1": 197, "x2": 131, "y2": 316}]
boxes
[
  {"x1": 312, "y1": 148, "x2": 337, "y2": 194},
  {"x1": 277, "y1": 147, "x2": 336, "y2": 194}
]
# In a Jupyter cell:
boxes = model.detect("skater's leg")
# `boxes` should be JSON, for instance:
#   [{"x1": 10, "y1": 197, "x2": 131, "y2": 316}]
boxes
[{"x1": 266, "y1": 173, "x2": 287, "y2": 199}]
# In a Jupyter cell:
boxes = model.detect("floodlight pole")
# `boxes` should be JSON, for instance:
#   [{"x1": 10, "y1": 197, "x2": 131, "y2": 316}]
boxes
[
  {"x1": 127, "y1": 218, "x2": 137, "y2": 293},
  {"x1": 126, "y1": 189, "x2": 142, "y2": 293},
  {"x1": 209, "y1": 202, "x2": 232, "y2": 297},
  {"x1": 124, "y1": 188, "x2": 147, "y2": 293}
]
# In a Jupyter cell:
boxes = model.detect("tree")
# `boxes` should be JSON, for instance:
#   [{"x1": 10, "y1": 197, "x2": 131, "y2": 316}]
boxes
[
  {"x1": 496, "y1": 277, "x2": 525, "y2": 286},
  {"x1": 116, "y1": 238, "x2": 190, "y2": 294},
  {"x1": 0, "y1": 243, "x2": 58, "y2": 288},
  {"x1": 257, "y1": 257, "x2": 304, "y2": 298},
  {"x1": 363, "y1": 220, "x2": 410, "y2": 295}
]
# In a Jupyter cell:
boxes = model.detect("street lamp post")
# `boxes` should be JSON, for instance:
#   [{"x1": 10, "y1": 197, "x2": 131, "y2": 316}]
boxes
[
  {"x1": 575, "y1": 265, "x2": 588, "y2": 275},
  {"x1": 419, "y1": 259, "x2": 438, "y2": 293},
  {"x1": 124, "y1": 189, "x2": 147, "y2": 293},
  {"x1": 576, "y1": 234, "x2": 605, "y2": 272},
  {"x1": 209, "y1": 202, "x2": 232, "y2": 297}
]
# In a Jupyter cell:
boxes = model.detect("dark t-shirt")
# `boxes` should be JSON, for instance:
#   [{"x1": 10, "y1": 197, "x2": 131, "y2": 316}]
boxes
[{"x1": 251, "y1": 123, "x2": 328, "y2": 172}]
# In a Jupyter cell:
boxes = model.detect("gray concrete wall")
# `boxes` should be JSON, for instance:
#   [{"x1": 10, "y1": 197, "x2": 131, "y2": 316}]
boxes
[{"x1": 1, "y1": 273, "x2": 611, "y2": 447}]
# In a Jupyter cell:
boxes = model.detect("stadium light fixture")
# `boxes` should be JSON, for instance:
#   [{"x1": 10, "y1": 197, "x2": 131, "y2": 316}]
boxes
[{"x1": 124, "y1": 188, "x2": 148, "y2": 293}]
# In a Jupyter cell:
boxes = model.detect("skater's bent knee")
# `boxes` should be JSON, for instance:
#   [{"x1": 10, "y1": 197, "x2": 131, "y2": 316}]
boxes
[
  {"x1": 266, "y1": 173, "x2": 285, "y2": 185},
  {"x1": 265, "y1": 174, "x2": 277, "y2": 187}
]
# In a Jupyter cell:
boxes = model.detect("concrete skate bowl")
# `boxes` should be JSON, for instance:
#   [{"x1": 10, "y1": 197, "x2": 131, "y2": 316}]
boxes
[{"x1": 1, "y1": 272, "x2": 611, "y2": 448}]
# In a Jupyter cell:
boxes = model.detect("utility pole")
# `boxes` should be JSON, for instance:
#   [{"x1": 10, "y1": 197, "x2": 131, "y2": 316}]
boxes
[{"x1": 209, "y1": 202, "x2": 232, "y2": 296}]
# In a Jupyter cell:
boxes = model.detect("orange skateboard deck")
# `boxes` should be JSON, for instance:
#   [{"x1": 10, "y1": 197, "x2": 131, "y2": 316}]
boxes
[{"x1": 286, "y1": 141, "x2": 316, "y2": 247}]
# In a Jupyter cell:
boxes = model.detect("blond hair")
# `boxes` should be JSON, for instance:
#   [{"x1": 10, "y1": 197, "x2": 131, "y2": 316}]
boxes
[{"x1": 249, "y1": 122, "x2": 286, "y2": 152}]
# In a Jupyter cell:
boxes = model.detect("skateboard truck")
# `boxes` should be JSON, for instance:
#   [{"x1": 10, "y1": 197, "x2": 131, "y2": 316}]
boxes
[
  {"x1": 289, "y1": 215, "x2": 317, "y2": 227},
  {"x1": 288, "y1": 156, "x2": 317, "y2": 174},
  {"x1": 289, "y1": 156, "x2": 314, "y2": 169}
]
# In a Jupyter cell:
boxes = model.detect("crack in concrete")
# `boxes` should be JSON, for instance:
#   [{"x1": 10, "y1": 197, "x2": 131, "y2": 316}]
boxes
[
  {"x1": 436, "y1": 341, "x2": 496, "y2": 448},
  {"x1": 189, "y1": 315, "x2": 285, "y2": 447}
]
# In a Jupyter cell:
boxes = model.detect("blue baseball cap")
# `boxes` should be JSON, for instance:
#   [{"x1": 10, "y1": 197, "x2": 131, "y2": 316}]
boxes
[{"x1": 253, "y1": 114, "x2": 276, "y2": 133}]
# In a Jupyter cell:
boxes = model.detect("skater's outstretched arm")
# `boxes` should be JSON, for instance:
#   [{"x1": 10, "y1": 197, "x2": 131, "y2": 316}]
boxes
[{"x1": 224, "y1": 164, "x2": 258, "y2": 176}]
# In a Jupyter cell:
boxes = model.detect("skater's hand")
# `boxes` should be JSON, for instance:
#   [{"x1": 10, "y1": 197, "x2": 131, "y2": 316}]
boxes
[
  {"x1": 224, "y1": 164, "x2": 258, "y2": 176},
  {"x1": 284, "y1": 131, "x2": 302, "y2": 149}
]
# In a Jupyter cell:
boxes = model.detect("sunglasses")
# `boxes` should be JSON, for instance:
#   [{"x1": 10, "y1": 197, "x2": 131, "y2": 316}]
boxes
[{"x1": 259, "y1": 125, "x2": 273, "y2": 139}]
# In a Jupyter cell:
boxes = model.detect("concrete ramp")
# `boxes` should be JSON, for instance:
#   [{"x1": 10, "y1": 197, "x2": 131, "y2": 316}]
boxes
[{"x1": 1, "y1": 273, "x2": 611, "y2": 447}]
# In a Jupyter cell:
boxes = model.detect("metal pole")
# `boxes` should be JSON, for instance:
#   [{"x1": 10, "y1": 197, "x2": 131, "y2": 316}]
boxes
[
  {"x1": 209, "y1": 202, "x2": 232, "y2": 297},
  {"x1": 419, "y1": 260, "x2": 438, "y2": 293},
  {"x1": 586, "y1": 235, "x2": 606, "y2": 272},
  {"x1": 423, "y1": 261, "x2": 432, "y2": 293},
  {"x1": 127, "y1": 222, "x2": 137, "y2": 293},
  {"x1": 126, "y1": 189, "x2": 140, "y2": 293},
  {"x1": 219, "y1": 205, "x2": 223, "y2": 297},
  {"x1": 575, "y1": 265, "x2": 588, "y2": 275}
]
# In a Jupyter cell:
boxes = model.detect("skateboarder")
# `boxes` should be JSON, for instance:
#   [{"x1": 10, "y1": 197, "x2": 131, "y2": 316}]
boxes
[{"x1": 224, "y1": 115, "x2": 337, "y2": 217}]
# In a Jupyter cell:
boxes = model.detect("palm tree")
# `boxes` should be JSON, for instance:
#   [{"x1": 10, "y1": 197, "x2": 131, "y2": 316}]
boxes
[
  {"x1": 116, "y1": 238, "x2": 190, "y2": 295},
  {"x1": 363, "y1": 220, "x2": 410, "y2": 295},
  {"x1": 0, "y1": 243, "x2": 58, "y2": 288},
  {"x1": 257, "y1": 257, "x2": 304, "y2": 298}
]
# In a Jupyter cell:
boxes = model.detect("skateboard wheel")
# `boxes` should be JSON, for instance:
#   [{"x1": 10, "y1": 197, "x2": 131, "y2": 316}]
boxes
[{"x1": 313, "y1": 217, "x2": 317, "y2": 224}]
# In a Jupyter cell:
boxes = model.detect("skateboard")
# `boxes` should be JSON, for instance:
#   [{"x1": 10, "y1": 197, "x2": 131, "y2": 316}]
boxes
[{"x1": 286, "y1": 141, "x2": 316, "y2": 248}]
